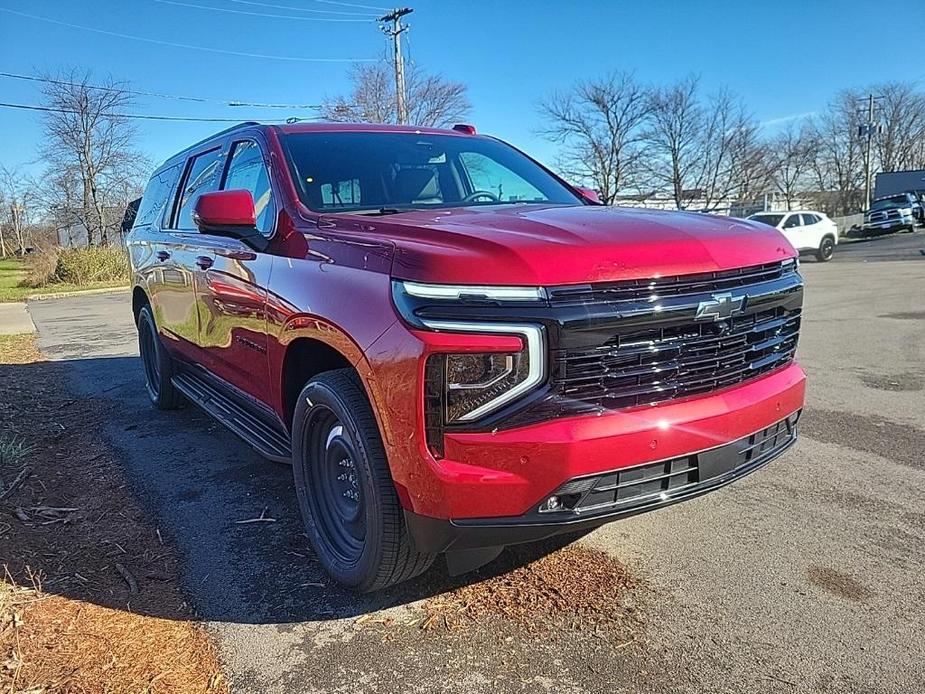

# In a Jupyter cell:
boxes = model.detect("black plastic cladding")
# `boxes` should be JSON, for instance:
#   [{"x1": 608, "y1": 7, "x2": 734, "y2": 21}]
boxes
[{"x1": 392, "y1": 261, "x2": 803, "y2": 433}]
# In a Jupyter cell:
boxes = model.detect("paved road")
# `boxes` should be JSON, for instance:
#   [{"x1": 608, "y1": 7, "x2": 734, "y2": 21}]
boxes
[{"x1": 24, "y1": 231, "x2": 925, "y2": 693}]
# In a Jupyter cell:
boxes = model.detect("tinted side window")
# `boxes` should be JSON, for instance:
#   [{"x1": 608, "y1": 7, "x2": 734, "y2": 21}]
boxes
[
  {"x1": 783, "y1": 214, "x2": 802, "y2": 229},
  {"x1": 174, "y1": 148, "x2": 223, "y2": 231},
  {"x1": 801, "y1": 213, "x2": 819, "y2": 225},
  {"x1": 134, "y1": 164, "x2": 182, "y2": 231},
  {"x1": 222, "y1": 140, "x2": 276, "y2": 235}
]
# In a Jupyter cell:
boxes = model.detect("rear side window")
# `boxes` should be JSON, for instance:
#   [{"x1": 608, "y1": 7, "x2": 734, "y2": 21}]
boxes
[
  {"x1": 222, "y1": 140, "x2": 276, "y2": 235},
  {"x1": 801, "y1": 213, "x2": 819, "y2": 225},
  {"x1": 174, "y1": 148, "x2": 223, "y2": 231},
  {"x1": 134, "y1": 164, "x2": 182, "y2": 231},
  {"x1": 750, "y1": 213, "x2": 783, "y2": 227}
]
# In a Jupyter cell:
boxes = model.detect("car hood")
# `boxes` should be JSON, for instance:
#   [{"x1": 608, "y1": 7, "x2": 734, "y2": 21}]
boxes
[{"x1": 326, "y1": 204, "x2": 797, "y2": 286}]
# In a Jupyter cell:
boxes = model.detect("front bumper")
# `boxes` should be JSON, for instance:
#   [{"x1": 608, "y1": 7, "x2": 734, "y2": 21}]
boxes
[
  {"x1": 863, "y1": 218, "x2": 913, "y2": 233},
  {"x1": 406, "y1": 409, "x2": 800, "y2": 554},
  {"x1": 416, "y1": 362, "x2": 805, "y2": 520}
]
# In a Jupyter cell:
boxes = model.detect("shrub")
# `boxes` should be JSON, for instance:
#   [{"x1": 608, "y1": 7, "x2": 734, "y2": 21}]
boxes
[
  {"x1": 22, "y1": 245, "x2": 59, "y2": 287},
  {"x1": 22, "y1": 245, "x2": 130, "y2": 288},
  {"x1": 53, "y1": 246, "x2": 131, "y2": 285}
]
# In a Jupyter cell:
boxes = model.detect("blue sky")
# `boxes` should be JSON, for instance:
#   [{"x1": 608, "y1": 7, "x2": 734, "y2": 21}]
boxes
[{"x1": 0, "y1": 0, "x2": 919, "y2": 177}]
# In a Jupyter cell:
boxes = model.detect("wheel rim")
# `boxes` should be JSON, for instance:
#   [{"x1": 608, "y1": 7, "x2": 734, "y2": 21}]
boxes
[
  {"x1": 139, "y1": 318, "x2": 161, "y2": 398},
  {"x1": 821, "y1": 239, "x2": 834, "y2": 259},
  {"x1": 305, "y1": 406, "x2": 365, "y2": 564}
]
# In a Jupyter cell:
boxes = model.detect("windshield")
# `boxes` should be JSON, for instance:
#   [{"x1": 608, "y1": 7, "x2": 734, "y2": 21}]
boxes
[
  {"x1": 749, "y1": 213, "x2": 784, "y2": 227},
  {"x1": 870, "y1": 195, "x2": 910, "y2": 210},
  {"x1": 280, "y1": 131, "x2": 581, "y2": 213}
]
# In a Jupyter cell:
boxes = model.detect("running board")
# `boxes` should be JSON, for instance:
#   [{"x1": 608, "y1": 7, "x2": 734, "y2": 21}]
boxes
[{"x1": 171, "y1": 371, "x2": 292, "y2": 463}]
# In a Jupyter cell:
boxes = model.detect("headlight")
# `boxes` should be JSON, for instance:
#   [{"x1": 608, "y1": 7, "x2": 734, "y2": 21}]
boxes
[
  {"x1": 392, "y1": 280, "x2": 548, "y2": 457},
  {"x1": 423, "y1": 321, "x2": 545, "y2": 423}
]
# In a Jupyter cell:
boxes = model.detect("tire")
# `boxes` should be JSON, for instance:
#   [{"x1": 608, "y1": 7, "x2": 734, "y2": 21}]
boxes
[
  {"x1": 137, "y1": 304, "x2": 183, "y2": 410},
  {"x1": 292, "y1": 369, "x2": 434, "y2": 592},
  {"x1": 816, "y1": 235, "x2": 835, "y2": 262}
]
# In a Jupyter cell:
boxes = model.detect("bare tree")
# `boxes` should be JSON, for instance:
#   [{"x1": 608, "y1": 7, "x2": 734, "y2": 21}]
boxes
[
  {"x1": 0, "y1": 166, "x2": 35, "y2": 256},
  {"x1": 807, "y1": 90, "x2": 865, "y2": 215},
  {"x1": 644, "y1": 77, "x2": 706, "y2": 209},
  {"x1": 0, "y1": 188, "x2": 7, "y2": 259},
  {"x1": 38, "y1": 69, "x2": 145, "y2": 246},
  {"x1": 727, "y1": 122, "x2": 773, "y2": 203},
  {"x1": 323, "y1": 63, "x2": 471, "y2": 128},
  {"x1": 536, "y1": 73, "x2": 651, "y2": 204},
  {"x1": 644, "y1": 78, "x2": 759, "y2": 211},
  {"x1": 875, "y1": 81, "x2": 925, "y2": 172},
  {"x1": 768, "y1": 124, "x2": 816, "y2": 209},
  {"x1": 696, "y1": 90, "x2": 763, "y2": 211}
]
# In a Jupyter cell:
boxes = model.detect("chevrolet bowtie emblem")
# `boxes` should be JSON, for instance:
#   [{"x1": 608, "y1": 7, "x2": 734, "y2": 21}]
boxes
[{"x1": 695, "y1": 293, "x2": 746, "y2": 321}]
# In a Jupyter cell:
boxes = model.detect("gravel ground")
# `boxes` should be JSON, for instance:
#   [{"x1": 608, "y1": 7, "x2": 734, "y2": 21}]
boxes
[{"x1": 22, "y1": 230, "x2": 925, "y2": 693}]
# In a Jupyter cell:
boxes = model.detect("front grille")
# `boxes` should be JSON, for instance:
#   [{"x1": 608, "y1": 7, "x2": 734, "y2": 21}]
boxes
[
  {"x1": 500, "y1": 260, "x2": 803, "y2": 426},
  {"x1": 554, "y1": 304, "x2": 801, "y2": 413},
  {"x1": 867, "y1": 210, "x2": 898, "y2": 223},
  {"x1": 546, "y1": 260, "x2": 790, "y2": 306},
  {"x1": 543, "y1": 413, "x2": 799, "y2": 517}
]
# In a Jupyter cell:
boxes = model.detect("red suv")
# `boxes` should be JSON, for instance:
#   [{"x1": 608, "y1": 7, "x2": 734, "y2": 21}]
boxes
[{"x1": 127, "y1": 122, "x2": 805, "y2": 592}]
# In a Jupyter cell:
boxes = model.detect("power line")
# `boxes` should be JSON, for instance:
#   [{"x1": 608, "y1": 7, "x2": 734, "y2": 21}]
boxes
[
  {"x1": 0, "y1": 101, "x2": 324, "y2": 123},
  {"x1": 153, "y1": 0, "x2": 374, "y2": 22},
  {"x1": 228, "y1": 0, "x2": 374, "y2": 16},
  {"x1": 310, "y1": 0, "x2": 389, "y2": 10},
  {"x1": 0, "y1": 71, "x2": 323, "y2": 110},
  {"x1": 0, "y1": 8, "x2": 375, "y2": 62}
]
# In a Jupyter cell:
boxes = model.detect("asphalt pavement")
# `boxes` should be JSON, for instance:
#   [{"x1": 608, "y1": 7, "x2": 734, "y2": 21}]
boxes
[{"x1": 21, "y1": 230, "x2": 925, "y2": 693}]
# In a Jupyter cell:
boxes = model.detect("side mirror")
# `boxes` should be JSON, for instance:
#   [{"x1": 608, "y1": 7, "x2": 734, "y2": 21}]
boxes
[
  {"x1": 193, "y1": 190, "x2": 268, "y2": 251},
  {"x1": 575, "y1": 186, "x2": 602, "y2": 205}
]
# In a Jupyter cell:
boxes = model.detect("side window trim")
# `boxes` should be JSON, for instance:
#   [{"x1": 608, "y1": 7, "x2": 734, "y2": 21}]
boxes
[
  {"x1": 221, "y1": 138, "x2": 277, "y2": 237},
  {"x1": 168, "y1": 145, "x2": 224, "y2": 231}
]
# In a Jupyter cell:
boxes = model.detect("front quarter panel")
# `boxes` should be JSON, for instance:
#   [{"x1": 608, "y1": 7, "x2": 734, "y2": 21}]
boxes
[{"x1": 265, "y1": 230, "x2": 399, "y2": 425}]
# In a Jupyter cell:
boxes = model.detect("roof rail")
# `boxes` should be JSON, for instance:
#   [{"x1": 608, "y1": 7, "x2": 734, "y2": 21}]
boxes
[{"x1": 167, "y1": 121, "x2": 262, "y2": 162}]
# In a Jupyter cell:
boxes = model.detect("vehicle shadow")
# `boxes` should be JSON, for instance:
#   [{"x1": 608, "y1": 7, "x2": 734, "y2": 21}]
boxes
[{"x1": 0, "y1": 355, "x2": 584, "y2": 626}]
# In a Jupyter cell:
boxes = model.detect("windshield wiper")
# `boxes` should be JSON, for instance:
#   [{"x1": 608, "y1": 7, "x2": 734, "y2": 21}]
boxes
[{"x1": 342, "y1": 207, "x2": 409, "y2": 216}]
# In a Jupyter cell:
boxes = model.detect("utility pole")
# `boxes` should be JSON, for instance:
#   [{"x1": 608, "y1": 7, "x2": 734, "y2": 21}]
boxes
[
  {"x1": 859, "y1": 93, "x2": 883, "y2": 211},
  {"x1": 379, "y1": 7, "x2": 413, "y2": 125}
]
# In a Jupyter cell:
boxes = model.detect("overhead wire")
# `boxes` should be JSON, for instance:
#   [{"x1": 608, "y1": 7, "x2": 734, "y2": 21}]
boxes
[
  {"x1": 228, "y1": 0, "x2": 375, "y2": 16},
  {"x1": 152, "y1": 0, "x2": 375, "y2": 22},
  {"x1": 0, "y1": 8, "x2": 376, "y2": 62},
  {"x1": 307, "y1": 0, "x2": 389, "y2": 11},
  {"x1": 0, "y1": 71, "x2": 323, "y2": 110},
  {"x1": 0, "y1": 101, "x2": 325, "y2": 123}
]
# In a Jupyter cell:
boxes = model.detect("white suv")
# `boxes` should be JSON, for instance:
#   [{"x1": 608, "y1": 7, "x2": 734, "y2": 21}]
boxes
[{"x1": 748, "y1": 210, "x2": 839, "y2": 262}]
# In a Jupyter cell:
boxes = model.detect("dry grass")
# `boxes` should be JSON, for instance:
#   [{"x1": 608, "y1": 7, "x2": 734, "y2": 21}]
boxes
[
  {"x1": 0, "y1": 335, "x2": 228, "y2": 693},
  {"x1": 0, "y1": 335, "x2": 40, "y2": 365},
  {"x1": 421, "y1": 543, "x2": 641, "y2": 636}
]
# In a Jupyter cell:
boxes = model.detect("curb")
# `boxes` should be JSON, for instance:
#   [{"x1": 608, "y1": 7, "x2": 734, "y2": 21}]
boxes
[{"x1": 26, "y1": 286, "x2": 129, "y2": 302}]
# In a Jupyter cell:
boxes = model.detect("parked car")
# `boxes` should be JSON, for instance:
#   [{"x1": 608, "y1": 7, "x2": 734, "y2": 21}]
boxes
[
  {"x1": 127, "y1": 122, "x2": 806, "y2": 592},
  {"x1": 747, "y1": 210, "x2": 838, "y2": 262},
  {"x1": 862, "y1": 194, "x2": 918, "y2": 236}
]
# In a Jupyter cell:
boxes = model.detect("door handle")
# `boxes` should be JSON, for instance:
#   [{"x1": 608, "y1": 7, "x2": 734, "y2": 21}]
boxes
[
  {"x1": 155, "y1": 250, "x2": 170, "y2": 262},
  {"x1": 195, "y1": 256, "x2": 214, "y2": 270}
]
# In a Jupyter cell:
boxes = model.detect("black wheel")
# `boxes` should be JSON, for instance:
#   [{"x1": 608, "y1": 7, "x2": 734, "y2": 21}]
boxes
[
  {"x1": 292, "y1": 369, "x2": 434, "y2": 592},
  {"x1": 816, "y1": 235, "x2": 835, "y2": 262},
  {"x1": 137, "y1": 304, "x2": 183, "y2": 410}
]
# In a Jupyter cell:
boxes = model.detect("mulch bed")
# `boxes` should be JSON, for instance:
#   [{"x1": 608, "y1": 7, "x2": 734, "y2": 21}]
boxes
[
  {"x1": 0, "y1": 334, "x2": 227, "y2": 693},
  {"x1": 420, "y1": 542, "x2": 643, "y2": 637}
]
